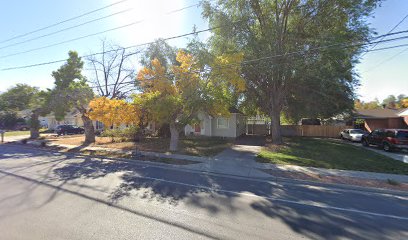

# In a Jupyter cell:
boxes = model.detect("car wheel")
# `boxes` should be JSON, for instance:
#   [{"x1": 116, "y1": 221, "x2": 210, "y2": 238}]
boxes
[
  {"x1": 80, "y1": 130, "x2": 85, "y2": 134},
  {"x1": 383, "y1": 142, "x2": 392, "y2": 152},
  {"x1": 362, "y1": 139, "x2": 369, "y2": 147}
]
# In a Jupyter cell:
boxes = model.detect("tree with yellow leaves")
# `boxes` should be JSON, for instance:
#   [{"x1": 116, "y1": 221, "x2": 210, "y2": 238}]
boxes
[
  {"x1": 137, "y1": 43, "x2": 244, "y2": 151},
  {"x1": 88, "y1": 97, "x2": 139, "y2": 129}
]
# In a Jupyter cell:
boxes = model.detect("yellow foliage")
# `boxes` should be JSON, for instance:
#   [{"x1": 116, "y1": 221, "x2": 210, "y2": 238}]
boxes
[
  {"x1": 88, "y1": 97, "x2": 140, "y2": 127},
  {"x1": 172, "y1": 50, "x2": 200, "y2": 92},
  {"x1": 401, "y1": 98, "x2": 408, "y2": 108},
  {"x1": 137, "y1": 58, "x2": 175, "y2": 94},
  {"x1": 213, "y1": 53, "x2": 246, "y2": 92}
]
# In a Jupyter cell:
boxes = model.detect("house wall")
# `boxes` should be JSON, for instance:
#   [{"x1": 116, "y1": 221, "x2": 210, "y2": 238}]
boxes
[
  {"x1": 364, "y1": 118, "x2": 406, "y2": 132},
  {"x1": 184, "y1": 113, "x2": 246, "y2": 138},
  {"x1": 403, "y1": 116, "x2": 408, "y2": 126},
  {"x1": 46, "y1": 115, "x2": 104, "y2": 131},
  {"x1": 184, "y1": 113, "x2": 212, "y2": 136},
  {"x1": 47, "y1": 116, "x2": 80, "y2": 130},
  {"x1": 211, "y1": 114, "x2": 237, "y2": 138}
]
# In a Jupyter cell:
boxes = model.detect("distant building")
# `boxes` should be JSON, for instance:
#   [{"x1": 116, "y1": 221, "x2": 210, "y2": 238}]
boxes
[{"x1": 353, "y1": 108, "x2": 407, "y2": 132}]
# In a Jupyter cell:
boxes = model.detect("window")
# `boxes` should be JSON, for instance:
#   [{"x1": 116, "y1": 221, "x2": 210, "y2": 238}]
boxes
[
  {"x1": 396, "y1": 131, "x2": 408, "y2": 139},
  {"x1": 217, "y1": 118, "x2": 229, "y2": 129},
  {"x1": 350, "y1": 129, "x2": 365, "y2": 134}
]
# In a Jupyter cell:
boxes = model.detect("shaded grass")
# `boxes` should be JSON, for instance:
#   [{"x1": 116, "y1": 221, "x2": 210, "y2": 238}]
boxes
[
  {"x1": 46, "y1": 135, "x2": 232, "y2": 157},
  {"x1": 71, "y1": 149, "x2": 197, "y2": 165},
  {"x1": 257, "y1": 137, "x2": 408, "y2": 175}
]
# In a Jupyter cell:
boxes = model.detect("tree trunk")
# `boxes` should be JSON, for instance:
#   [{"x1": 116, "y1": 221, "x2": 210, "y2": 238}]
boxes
[
  {"x1": 81, "y1": 114, "x2": 95, "y2": 144},
  {"x1": 30, "y1": 112, "x2": 40, "y2": 139},
  {"x1": 169, "y1": 122, "x2": 179, "y2": 152},
  {"x1": 270, "y1": 108, "x2": 283, "y2": 144}
]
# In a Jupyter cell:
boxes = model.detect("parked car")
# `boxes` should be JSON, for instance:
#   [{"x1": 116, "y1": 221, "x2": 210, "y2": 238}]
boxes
[
  {"x1": 55, "y1": 125, "x2": 84, "y2": 136},
  {"x1": 361, "y1": 129, "x2": 408, "y2": 152},
  {"x1": 13, "y1": 122, "x2": 30, "y2": 131},
  {"x1": 340, "y1": 129, "x2": 366, "y2": 142}
]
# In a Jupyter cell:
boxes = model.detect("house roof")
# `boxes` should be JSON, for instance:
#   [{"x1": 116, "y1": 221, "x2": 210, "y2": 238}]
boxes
[{"x1": 353, "y1": 108, "x2": 401, "y2": 119}]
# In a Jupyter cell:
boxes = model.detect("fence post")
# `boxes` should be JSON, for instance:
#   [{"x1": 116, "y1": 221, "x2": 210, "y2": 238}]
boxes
[{"x1": 0, "y1": 130, "x2": 5, "y2": 143}]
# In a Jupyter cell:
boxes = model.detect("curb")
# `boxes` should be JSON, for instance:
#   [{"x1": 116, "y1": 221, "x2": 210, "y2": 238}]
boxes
[{"x1": 2, "y1": 143, "x2": 408, "y2": 196}]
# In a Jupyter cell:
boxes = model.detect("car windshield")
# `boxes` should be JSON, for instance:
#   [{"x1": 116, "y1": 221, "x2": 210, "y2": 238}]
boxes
[
  {"x1": 396, "y1": 131, "x2": 408, "y2": 139},
  {"x1": 350, "y1": 129, "x2": 365, "y2": 134}
]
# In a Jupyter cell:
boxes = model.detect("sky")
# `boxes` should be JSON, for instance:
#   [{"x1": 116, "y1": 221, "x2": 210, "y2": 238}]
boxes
[{"x1": 0, "y1": 0, "x2": 406, "y2": 102}]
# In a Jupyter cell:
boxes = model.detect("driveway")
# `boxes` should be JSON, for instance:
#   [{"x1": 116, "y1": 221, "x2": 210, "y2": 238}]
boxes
[
  {"x1": 186, "y1": 135, "x2": 269, "y2": 177},
  {"x1": 342, "y1": 140, "x2": 408, "y2": 163}
]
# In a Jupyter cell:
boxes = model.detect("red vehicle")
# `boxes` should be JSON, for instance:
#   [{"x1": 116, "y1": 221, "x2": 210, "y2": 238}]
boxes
[{"x1": 362, "y1": 129, "x2": 408, "y2": 152}]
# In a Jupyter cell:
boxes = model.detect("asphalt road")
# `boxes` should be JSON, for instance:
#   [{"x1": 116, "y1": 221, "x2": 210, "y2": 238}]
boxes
[{"x1": 0, "y1": 145, "x2": 407, "y2": 240}]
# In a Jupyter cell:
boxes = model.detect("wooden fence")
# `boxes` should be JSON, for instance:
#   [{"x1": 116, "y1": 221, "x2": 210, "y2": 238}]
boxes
[
  {"x1": 280, "y1": 125, "x2": 352, "y2": 138},
  {"x1": 247, "y1": 124, "x2": 269, "y2": 135}
]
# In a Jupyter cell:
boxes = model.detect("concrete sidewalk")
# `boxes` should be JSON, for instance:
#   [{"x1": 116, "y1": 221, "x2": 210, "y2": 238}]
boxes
[
  {"x1": 7, "y1": 137, "x2": 408, "y2": 184},
  {"x1": 257, "y1": 163, "x2": 408, "y2": 183}
]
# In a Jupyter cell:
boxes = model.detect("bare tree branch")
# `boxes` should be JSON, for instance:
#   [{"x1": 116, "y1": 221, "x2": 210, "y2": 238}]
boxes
[{"x1": 86, "y1": 39, "x2": 140, "y2": 99}]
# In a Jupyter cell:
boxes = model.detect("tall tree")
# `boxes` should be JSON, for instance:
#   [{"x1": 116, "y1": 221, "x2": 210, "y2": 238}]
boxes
[
  {"x1": 0, "y1": 84, "x2": 50, "y2": 138},
  {"x1": 0, "y1": 84, "x2": 38, "y2": 111},
  {"x1": 87, "y1": 40, "x2": 139, "y2": 99},
  {"x1": 382, "y1": 95, "x2": 397, "y2": 108},
  {"x1": 137, "y1": 45, "x2": 241, "y2": 151},
  {"x1": 202, "y1": 0, "x2": 380, "y2": 143},
  {"x1": 51, "y1": 51, "x2": 96, "y2": 143},
  {"x1": 354, "y1": 99, "x2": 381, "y2": 110}
]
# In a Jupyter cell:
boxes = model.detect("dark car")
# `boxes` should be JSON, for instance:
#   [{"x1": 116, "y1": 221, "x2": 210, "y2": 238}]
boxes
[
  {"x1": 55, "y1": 125, "x2": 84, "y2": 136},
  {"x1": 362, "y1": 129, "x2": 408, "y2": 152},
  {"x1": 13, "y1": 122, "x2": 30, "y2": 131}
]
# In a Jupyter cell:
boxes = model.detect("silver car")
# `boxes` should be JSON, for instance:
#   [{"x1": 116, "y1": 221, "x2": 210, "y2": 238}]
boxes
[{"x1": 340, "y1": 129, "x2": 366, "y2": 142}]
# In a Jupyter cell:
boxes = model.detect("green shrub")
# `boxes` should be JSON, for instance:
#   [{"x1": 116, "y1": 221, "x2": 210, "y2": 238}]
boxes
[
  {"x1": 100, "y1": 126, "x2": 140, "y2": 142},
  {"x1": 121, "y1": 125, "x2": 141, "y2": 142}
]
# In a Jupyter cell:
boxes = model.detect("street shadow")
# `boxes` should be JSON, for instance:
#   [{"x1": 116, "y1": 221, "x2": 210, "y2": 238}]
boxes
[
  {"x1": 251, "y1": 200, "x2": 408, "y2": 240},
  {"x1": 0, "y1": 145, "x2": 407, "y2": 239}
]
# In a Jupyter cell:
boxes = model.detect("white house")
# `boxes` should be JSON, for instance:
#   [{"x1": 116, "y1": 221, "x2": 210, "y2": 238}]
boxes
[{"x1": 184, "y1": 108, "x2": 246, "y2": 138}]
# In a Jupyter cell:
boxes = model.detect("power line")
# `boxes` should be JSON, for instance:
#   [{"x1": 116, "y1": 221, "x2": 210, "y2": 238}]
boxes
[
  {"x1": 0, "y1": 25, "x2": 225, "y2": 71},
  {"x1": 200, "y1": 34, "x2": 408, "y2": 71},
  {"x1": 0, "y1": 9, "x2": 132, "y2": 50},
  {"x1": 0, "y1": 4, "x2": 200, "y2": 59},
  {"x1": 0, "y1": 21, "x2": 141, "y2": 59},
  {"x1": 0, "y1": 0, "x2": 129, "y2": 44},
  {"x1": 361, "y1": 12, "x2": 408, "y2": 57},
  {"x1": 91, "y1": 40, "x2": 408, "y2": 90},
  {"x1": 363, "y1": 47, "x2": 408, "y2": 73},
  {"x1": 1, "y1": 24, "x2": 408, "y2": 72}
]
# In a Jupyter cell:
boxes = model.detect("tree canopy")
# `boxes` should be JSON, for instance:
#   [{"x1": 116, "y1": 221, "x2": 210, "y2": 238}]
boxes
[
  {"x1": 50, "y1": 51, "x2": 96, "y2": 143},
  {"x1": 202, "y1": 0, "x2": 380, "y2": 143}
]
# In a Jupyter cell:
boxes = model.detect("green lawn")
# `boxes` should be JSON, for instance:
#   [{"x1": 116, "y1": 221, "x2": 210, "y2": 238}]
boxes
[
  {"x1": 4, "y1": 131, "x2": 30, "y2": 137},
  {"x1": 48, "y1": 135, "x2": 232, "y2": 157},
  {"x1": 257, "y1": 137, "x2": 408, "y2": 175}
]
